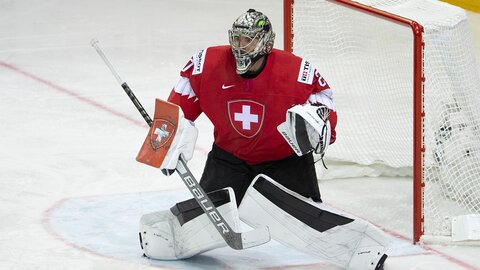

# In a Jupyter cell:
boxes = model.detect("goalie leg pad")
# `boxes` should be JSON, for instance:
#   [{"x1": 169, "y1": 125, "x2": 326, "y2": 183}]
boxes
[
  {"x1": 238, "y1": 174, "x2": 391, "y2": 270},
  {"x1": 139, "y1": 188, "x2": 240, "y2": 260}
]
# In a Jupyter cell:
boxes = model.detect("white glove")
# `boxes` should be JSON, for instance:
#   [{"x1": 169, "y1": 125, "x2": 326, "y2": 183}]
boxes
[
  {"x1": 277, "y1": 103, "x2": 331, "y2": 156},
  {"x1": 160, "y1": 117, "x2": 198, "y2": 176}
]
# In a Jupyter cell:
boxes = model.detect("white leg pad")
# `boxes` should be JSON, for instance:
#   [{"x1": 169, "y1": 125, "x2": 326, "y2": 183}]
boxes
[
  {"x1": 238, "y1": 174, "x2": 391, "y2": 270},
  {"x1": 139, "y1": 188, "x2": 240, "y2": 260}
]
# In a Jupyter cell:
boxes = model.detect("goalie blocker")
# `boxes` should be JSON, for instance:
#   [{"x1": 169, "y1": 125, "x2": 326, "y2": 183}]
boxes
[{"x1": 136, "y1": 98, "x2": 198, "y2": 176}]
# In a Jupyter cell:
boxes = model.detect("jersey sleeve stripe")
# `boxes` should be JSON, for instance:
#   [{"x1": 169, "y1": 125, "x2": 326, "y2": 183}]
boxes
[
  {"x1": 181, "y1": 61, "x2": 194, "y2": 72},
  {"x1": 174, "y1": 76, "x2": 196, "y2": 99},
  {"x1": 308, "y1": 89, "x2": 335, "y2": 110}
]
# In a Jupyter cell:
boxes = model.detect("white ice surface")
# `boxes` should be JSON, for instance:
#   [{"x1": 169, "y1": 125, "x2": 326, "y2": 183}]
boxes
[{"x1": 1, "y1": 0, "x2": 479, "y2": 269}]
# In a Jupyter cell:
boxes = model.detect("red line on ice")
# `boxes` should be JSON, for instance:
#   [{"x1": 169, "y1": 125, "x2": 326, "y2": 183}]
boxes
[
  {"x1": 0, "y1": 60, "x2": 146, "y2": 127},
  {"x1": 0, "y1": 60, "x2": 210, "y2": 155}
]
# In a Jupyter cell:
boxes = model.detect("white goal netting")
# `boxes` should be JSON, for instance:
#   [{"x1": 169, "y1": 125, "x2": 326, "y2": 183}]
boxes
[{"x1": 291, "y1": 0, "x2": 480, "y2": 240}]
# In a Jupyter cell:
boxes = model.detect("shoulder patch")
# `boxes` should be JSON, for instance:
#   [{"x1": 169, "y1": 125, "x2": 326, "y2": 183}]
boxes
[
  {"x1": 297, "y1": 59, "x2": 315, "y2": 85},
  {"x1": 192, "y1": 48, "x2": 207, "y2": 75}
]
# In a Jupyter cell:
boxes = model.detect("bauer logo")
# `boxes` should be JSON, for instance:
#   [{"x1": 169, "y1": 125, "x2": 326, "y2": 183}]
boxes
[
  {"x1": 297, "y1": 59, "x2": 314, "y2": 85},
  {"x1": 280, "y1": 130, "x2": 302, "y2": 155},
  {"x1": 150, "y1": 119, "x2": 176, "y2": 151},
  {"x1": 192, "y1": 49, "x2": 207, "y2": 75},
  {"x1": 181, "y1": 173, "x2": 231, "y2": 234}
]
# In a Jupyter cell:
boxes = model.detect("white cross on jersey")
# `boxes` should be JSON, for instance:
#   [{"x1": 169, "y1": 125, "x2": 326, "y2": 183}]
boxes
[{"x1": 234, "y1": 105, "x2": 258, "y2": 130}]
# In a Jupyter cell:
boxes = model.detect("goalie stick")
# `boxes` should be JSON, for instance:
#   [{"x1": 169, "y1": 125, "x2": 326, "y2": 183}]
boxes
[{"x1": 90, "y1": 39, "x2": 270, "y2": 250}]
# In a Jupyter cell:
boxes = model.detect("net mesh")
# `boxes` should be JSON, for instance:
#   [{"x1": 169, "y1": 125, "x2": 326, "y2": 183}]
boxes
[{"x1": 291, "y1": 0, "x2": 480, "y2": 238}]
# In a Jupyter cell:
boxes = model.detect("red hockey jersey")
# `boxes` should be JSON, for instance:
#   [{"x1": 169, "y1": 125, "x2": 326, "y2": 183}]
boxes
[{"x1": 168, "y1": 46, "x2": 337, "y2": 165}]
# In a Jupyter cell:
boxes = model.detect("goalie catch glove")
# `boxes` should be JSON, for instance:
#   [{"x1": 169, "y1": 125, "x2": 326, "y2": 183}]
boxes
[{"x1": 277, "y1": 103, "x2": 331, "y2": 157}]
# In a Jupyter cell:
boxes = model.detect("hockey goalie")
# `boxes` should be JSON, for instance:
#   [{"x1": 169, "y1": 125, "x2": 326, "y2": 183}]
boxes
[{"x1": 136, "y1": 9, "x2": 391, "y2": 270}]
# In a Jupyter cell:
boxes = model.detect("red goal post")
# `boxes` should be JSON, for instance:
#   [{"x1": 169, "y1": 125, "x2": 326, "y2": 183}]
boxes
[{"x1": 284, "y1": 0, "x2": 480, "y2": 244}]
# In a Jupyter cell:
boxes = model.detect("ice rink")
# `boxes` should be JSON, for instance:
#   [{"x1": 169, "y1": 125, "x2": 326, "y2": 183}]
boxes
[{"x1": 1, "y1": 0, "x2": 480, "y2": 269}]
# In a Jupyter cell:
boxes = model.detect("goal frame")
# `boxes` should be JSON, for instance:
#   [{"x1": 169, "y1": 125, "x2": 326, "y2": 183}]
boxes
[{"x1": 283, "y1": 0, "x2": 426, "y2": 243}]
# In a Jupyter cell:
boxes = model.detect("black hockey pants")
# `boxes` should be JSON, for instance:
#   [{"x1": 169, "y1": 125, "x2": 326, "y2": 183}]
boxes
[{"x1": 199, "y1": 144, "x2": 322, "y2": 205}]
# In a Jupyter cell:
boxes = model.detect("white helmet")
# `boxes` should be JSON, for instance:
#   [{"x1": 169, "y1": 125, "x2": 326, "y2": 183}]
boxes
[{"x1": 228, "y1": 9, "x2": 275, "y2": 74}]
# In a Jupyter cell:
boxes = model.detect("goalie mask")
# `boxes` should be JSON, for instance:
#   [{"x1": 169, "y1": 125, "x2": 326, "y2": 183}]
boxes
[{"x1": 228, "y1": 9, "x2": 275, "y2": 74}]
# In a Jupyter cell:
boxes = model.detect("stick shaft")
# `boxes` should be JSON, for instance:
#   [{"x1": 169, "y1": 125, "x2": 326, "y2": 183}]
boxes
[
  {"x1": 90, "y1": 39, "x2": 152, "y2": 125},
  {"x1": 91, "y1": 39, "x2": 123, "y2": 85}
]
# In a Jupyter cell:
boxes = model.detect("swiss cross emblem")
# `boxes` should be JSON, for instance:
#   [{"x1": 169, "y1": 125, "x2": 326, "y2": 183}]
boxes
[
  {"x1": 150, "y1": 119, "x2": 176, "y2": 150},
  {"x1": 227, "y1": 100, "x2": 265, "y2": 138}
]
